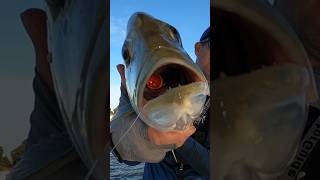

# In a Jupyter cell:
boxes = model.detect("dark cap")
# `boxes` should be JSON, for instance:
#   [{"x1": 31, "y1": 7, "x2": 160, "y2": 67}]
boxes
[{"x1": 200, "y1": 27, "x2": 210, "y2": 42}]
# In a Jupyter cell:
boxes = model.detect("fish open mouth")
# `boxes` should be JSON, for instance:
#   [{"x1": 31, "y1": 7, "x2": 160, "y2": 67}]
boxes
[
  {"x1": 213, "y1": 4, "x2": 317, "y2": 104},
  {"x1": 140, "y1": 62, "x2": 208, "y2": 131},
  {"x1": 214, "y1": 8, "x2": 303, "y2": 80},
  {"x1": 143, "y1": 64, "x2": 204, "y2": 105}
]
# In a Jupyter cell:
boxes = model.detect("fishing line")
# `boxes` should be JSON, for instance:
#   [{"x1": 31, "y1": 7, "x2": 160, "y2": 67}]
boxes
[
  {"x1": 84, "y1": 160, "x2": 98, "y2": 180},
  {"x1": 110, "y1": 111, "x2": 142, "y2": 153},
  {"x1": 172, "y1": 150, "x2": 178, "y2": 163}
]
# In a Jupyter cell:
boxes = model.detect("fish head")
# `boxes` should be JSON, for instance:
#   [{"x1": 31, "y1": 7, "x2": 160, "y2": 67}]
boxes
[
  {"x1": 45, "y1": 0, "x2": 107, "y2": 179},
  {"x1": 212, "y1": 0, "x2": 318, "y2": 179},
  {"x1": 123, "y1": 12, "x2": 209, "y2": 131}
]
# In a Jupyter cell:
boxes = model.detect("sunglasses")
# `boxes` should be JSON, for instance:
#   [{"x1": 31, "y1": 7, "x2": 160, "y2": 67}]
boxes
[{"x1": 200, "y1": 38, "x2": 210, "y2": 48}]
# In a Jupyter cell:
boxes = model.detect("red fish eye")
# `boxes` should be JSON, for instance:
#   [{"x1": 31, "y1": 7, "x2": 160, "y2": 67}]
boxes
[{"x1": 147, "y1": 74, "x2": 163, "y2": 90}]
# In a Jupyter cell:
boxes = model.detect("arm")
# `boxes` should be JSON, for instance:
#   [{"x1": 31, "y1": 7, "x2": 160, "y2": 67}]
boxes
[
  {"x1": 20, "y1": 8, "x2": 66, "y2": 147},
  {"x1": 7, "y1": 9, "x2": 76, "y2": 179},
  {"x1": 20, "y1": 9, "x2": 53, "y2": 90},
  {"x1": 110, "y1": 85, "x2": 171, "y2": 164},
  {"x1": 176, "y1": 137, "x2": 209, "y2": 177},
  {"x1": 176, "y1": 96, "x2": 210, "y2": 177},
  {"x1": 110, "y1": 64, "x2": 196, "y2": 164}
]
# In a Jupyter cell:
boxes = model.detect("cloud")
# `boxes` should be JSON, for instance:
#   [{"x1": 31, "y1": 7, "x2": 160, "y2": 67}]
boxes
[{"x1": 110, "y1": 17, "x2": 129, "y2": 46}]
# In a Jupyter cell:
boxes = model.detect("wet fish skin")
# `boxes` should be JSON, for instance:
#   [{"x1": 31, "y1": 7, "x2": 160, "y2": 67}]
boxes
[
  {"x1": 275, "y1": 0, "x2": 320, "y2": 66},
  {"x1": 45, "y1": 0, "x2": 107, "y2": 179},
  {"x1": 123, "y1": 12, "x2": 208, "y2": 131},
  {"x1": 212, "y1": 0, "x2": 318, "y2": 179}
]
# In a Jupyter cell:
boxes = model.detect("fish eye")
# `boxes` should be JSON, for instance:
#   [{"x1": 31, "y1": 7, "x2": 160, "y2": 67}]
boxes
[
  {"x1": 167, "y1": 26, "x2": 177, "y2": 40},
  {"x1": 170, "y1": 26, "x2": 178, "y2": 36},
  {"x1": 122, "y1": 44, "x2": 131, "y2": 66},
  {"x1": 167, "y1": 25, "x2": 183, "y2": 47}
]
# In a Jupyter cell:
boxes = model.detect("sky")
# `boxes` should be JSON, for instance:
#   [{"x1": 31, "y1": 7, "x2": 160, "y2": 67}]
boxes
[
  {"x1": 0, "y1": 1, "x2": 43, "y2": 156},
  {"x1": 110, "y1": 0, "x2": 210, "y2": 110}
]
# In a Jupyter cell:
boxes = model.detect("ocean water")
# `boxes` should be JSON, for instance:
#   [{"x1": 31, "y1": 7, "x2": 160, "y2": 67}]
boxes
[
  {"x1": 110, "y1": 153, "x2": 144, "y2": 180},
  {"x1": 1, "y1": 155, "x2": 144, "y2": 180}
]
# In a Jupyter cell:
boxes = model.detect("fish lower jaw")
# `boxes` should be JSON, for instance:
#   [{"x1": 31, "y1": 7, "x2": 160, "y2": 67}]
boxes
[
  {"x1": 141, "y1": 82, "x2": 208, "y2": 131},
  {"x1": 144, "y1": 108, "x2": 201, "y2": 131},
  {"x1": 142, "y1": 81, "x2": 208, "y2": 106},
  {"x1": 170, "y1": 112, "x2": 201, "y2": 131}
]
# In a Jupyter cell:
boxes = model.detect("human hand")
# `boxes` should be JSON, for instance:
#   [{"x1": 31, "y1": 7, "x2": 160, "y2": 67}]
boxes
[
  {"x1": 116, "y1": 63, "x2": 196, "y2": 148},
  {"x1": 147, "y1": 126, "x2": 196, "y2": 148}
]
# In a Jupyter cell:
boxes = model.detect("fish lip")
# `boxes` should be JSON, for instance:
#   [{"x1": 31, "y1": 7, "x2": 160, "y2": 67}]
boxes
[
  {"x1": 136, "y1": 56, "x2": 207, "y2": 109},
  {"x1": 141, "y1": 81, "x2": 209, "y2": 131}
]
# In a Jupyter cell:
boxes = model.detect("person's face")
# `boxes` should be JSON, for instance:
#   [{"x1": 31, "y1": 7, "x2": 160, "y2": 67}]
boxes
[{"x1": 195, "y1": 41, "x2": 210, "y2": 80}]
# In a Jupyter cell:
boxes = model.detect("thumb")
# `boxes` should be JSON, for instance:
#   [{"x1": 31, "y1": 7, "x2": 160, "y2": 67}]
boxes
[{"x1": 175, "y1": 126, "x2": 196, "y2": 148}]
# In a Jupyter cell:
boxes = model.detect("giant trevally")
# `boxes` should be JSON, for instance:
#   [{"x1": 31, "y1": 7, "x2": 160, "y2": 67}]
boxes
[{"x1": 122, "y1": 12, "x2": 209, "y2": 132}]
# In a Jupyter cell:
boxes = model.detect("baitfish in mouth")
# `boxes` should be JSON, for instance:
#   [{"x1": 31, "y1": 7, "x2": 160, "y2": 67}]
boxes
[{"x1": 141, "y1": 62, "x2": 209, "y2": 132}]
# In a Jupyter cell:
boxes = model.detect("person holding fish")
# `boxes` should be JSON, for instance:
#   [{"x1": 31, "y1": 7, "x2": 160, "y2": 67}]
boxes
[
  {"x1": 110, "y1": 12, "x2": 210, "y2": 180},
  {"x1": 7, "y1": 4, "x2": 107, "y2": 179}
]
